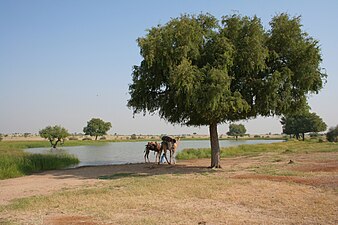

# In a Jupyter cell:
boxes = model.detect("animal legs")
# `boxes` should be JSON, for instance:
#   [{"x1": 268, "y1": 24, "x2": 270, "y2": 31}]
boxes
[
  {"x1": 144, "y1": 149, "x2": 150, "y2": 163},
  {"x1": 159, "y1": 142, "x2": 171, "y2": 165}
]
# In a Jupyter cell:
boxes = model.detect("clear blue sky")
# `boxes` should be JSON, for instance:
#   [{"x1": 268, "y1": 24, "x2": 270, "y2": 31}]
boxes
[{"x1": 1, "y1": 0, "x2": 337, "y2": 135}]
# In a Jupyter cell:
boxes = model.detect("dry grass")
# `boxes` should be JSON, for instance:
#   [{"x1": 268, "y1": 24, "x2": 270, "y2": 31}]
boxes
[
  {"x1": 1, "y1": 176, "x2": 337, "y2": 224},
  {"x1": 0, "y1": 149, "x2": 337, "y2": 224}
]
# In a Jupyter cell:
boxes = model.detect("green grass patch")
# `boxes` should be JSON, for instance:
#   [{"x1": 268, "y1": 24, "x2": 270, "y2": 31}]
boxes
[
  {"x1": 176, "y1": 141, "x2": 338, "y2": 160},
  {"x1": 0, "y1": 152, "x2": 79, "y2": 180},
  {"x1": 0, "y1": 141, "x2": 81, "y2": 180},
  {"x1": 176, "y1": 148, "x2": 211, "y2": 160}
]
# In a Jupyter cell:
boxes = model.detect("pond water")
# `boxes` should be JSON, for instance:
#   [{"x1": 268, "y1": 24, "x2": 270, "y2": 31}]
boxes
[{"x1": 25, "y1": 139, "x2": 283, "y2": 167}]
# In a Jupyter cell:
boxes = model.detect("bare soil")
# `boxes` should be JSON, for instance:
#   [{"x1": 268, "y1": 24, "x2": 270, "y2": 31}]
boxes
[{"x1": 0, "y1": 151, "x2": 337, "y2": 224}]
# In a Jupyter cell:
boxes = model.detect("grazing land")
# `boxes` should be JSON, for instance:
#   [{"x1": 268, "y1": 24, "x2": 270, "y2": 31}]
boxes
[{"x1": 0, "y1": 141, "x2": 337, "y2": 224}]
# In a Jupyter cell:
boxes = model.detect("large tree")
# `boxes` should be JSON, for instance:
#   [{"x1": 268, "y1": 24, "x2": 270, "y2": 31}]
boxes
[
  {"x1": 128, "y1": 13, "x2": 326, "y2": 168},
  {"x1": 281, "y1": 112, "x2": 327, "y2": 141},
  {"x1": 39, "y1": 125, "x2": 70, "y2": 148},
  {"x1": 227, "y1": 124, "x2": 246, "y2": 140},
  {"x1": 83, "y1": 118, "x2": 112, "y2": 140}
]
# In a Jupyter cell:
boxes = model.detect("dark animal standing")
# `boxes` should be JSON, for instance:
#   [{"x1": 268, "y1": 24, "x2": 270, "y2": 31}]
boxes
[{"x1": 144, "y1": 142, "x2": 161, "y2": 163}]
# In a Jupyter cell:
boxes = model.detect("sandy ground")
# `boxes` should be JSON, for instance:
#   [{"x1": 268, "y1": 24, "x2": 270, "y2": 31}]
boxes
[
  {"x1": 0, "y1": 152, "x2": 337, "y2": 224},
  {"x1": 1, "y1": 152, "x2": 337, "y2": 204},
  {"x1": 0, "y1": 160, "x2": 213, "y2": 205}
]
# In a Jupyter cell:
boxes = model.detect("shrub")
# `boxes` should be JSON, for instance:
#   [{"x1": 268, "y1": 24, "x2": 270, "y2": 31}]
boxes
[
  {"x1": 68, "y1": 136, "x2": 79, "y2": 141},
  {"x1": 100, "y1": 136, "x2": 107, "y2": 140},
  {"x1": 326, "y1": 125, "x2": 338, "y2": 142},
  {"x1": 82, "y1": 137, "x2": 92, "y2": 141}
]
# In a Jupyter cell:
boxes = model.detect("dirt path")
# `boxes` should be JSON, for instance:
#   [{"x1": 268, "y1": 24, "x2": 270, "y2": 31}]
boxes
[
  {"x1": 0, "y1": 159, "x2": 209, "y2": 205},
  {"x1": 1, "y1": 152, "x2": 337, "y2": 205},
  {"x1": 0, "y1": 157, "x2": 252, "y2": 205}
]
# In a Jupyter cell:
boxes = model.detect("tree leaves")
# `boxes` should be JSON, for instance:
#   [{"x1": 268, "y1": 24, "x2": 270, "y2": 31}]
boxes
[
  {"x1": 128, "y1": 13, "x2": 326, "y2": 126},
  {"x1": 83, "y1": 118, "x2": 112, "y2": 140},
  {"x1": 281, "y1": 112, "x2": 327, "y2": 139},
  {"x1": 39, "y1": 125, "x2": 70, "y2": 148}
]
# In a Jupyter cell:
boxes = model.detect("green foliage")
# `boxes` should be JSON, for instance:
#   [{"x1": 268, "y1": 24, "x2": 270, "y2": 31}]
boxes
[
  {"x1": 0, "y1": 153, "x2": 79, "y2": 180},
  {"x1": 83, "y1": 118, "x2": 112, "y2": 140},
  {"x1": 0, "y1": 141, "x2": 79, "y2": 179},
  {"x1": 281, "y1": 111, "x2": 327, "y2": 140},
  {"x1": 227, "y1": 124, "x2": 246, "y2": 140},
  {"x1": 176, "y1": 148, "x2": 211, "y2": 160},
  {"x1": 326, "y1": 125, "x2": 338, "y2": 142},
  {"x1": 39, "y1": 125, "x2": 70, "y2": 148},
  {"x1": 128, "y1": 13, "x2": 326, "y2": 167},
  {"x1": 0, "y1": 140, "x2": 115, "y2": 179},
  {"x1": 128, "y1": 13, "x2": 325, "y2": 125}
]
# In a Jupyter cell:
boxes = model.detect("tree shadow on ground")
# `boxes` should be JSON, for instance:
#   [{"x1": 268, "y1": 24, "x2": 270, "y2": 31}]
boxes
[{"x1": 33, "y1": 161, "x2": 218, "y2": 180}]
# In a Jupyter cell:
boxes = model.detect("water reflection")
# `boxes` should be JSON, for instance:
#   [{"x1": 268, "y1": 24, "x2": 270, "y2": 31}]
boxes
[{"x1": 25, "y1": 139, "x2": 282, "y2": 167}]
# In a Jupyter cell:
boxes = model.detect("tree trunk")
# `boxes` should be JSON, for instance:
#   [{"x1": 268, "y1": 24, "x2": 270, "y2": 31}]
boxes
[
  {"x1": 53, "y1": 139, "x2": 60, "y2": 148},
  {"x1": 302, "y1": 133, "x2": 305, "y2": 141},
  {"x1": 95, "y1": 135, "x2": 98, "y2": 140},
  {"x1": 296, "y1": 133, "x2": 300, "y2": 140},
  {"x1": 209, "y1": 123, "x2": 221, "y2": 168}
]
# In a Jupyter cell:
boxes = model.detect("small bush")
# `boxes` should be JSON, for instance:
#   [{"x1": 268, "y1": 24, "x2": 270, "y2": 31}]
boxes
[
  {"x1": 254, "y1": 135, "x2": 260, "y2": 138},
  {"x1": 326, "y1": 125, "x2": 338, "y2": 142},
  {"x1": 82, "y1": 137, "x2": 92, "y2": 141},
  {"x1": 100, "y1": 136, "x2": 107, "y2": 140},
  {"x1": 68, "y1": 137, "x2": 79, "y2": 141}
]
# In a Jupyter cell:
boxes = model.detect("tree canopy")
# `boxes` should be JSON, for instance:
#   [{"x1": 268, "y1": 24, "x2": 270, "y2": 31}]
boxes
[
  {"x1": 281, "y1": 112, "x2": 327, "y2": 141},
  {"x1": 83, "y1": 118, "x2": 112, "y2": 140},
  {"x1": 128, "y1": 13, "x2": 326, "y2": 168},
  {"x1": 39, "y1": 125, "x2": 70, "y2": 148},
  {"x1": 227, "y1": 124, "x2": 246, "y2": 140}
]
